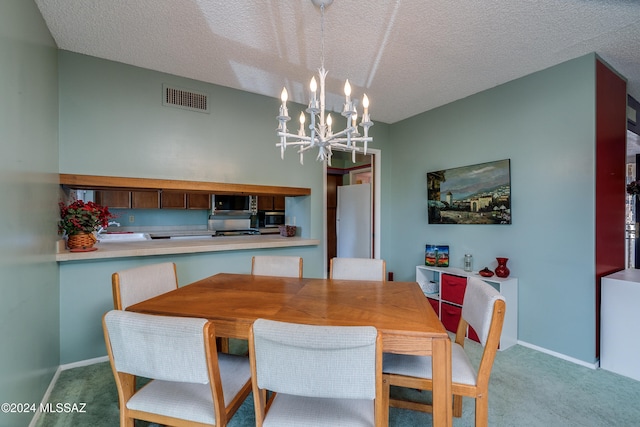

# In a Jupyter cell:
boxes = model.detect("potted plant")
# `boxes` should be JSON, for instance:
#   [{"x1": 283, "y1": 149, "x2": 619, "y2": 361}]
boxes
[{"x1": 58, "y1": 200, "x2": 115, "y2": 250}]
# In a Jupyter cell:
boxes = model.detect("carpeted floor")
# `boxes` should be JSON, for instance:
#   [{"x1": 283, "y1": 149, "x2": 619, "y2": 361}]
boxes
[{"x1": 34, "y1": 339, "x2": 640, "y2": 426}]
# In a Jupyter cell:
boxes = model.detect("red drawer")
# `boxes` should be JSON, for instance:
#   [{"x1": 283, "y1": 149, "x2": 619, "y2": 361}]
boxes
[
  {"x1": 427, "y1": 297, "x2": 439, "y2": 316},
  {"x1": 442, "y1": 303, "x2": 480, "y2": 341},
  {"x1": 441, "y1": 274, "x2": 467, "y2": 305},
  {"x1": 441, "y1": 302, "x2": 461, "y2": 333},
  {"x1": 468, "y1": 326, "x2": 479, "y2": 342}
]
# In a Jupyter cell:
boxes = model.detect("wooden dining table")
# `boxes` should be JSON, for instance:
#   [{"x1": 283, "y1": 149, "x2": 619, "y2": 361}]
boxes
[{"x1": 127, "y1": 272, "x2": 452, "y2": 426}]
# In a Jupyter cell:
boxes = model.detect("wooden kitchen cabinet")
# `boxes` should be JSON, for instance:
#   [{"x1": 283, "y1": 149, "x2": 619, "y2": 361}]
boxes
[
  {"x1": 416, "y1": 265, "x2": 518, "y2": 350},
  {"x1": 131, "y1": 191, "x2": 160, "y2": 209},
  {"x1": 95, "y1": 189, "x2": 160, "y2": 209},
  {"x1": 154, "y1": 191, "x2": 211, "y2": 209},
  {"x1": 187, "y1": 193, "x2": 211, "y2": 209},
  {"x1": 161, "y1": 191, "x2": 187, "y2": 209},
  {"x1": 273, "y1": 196, "x2": 285, "y2": 211},
  {"x1": 258, "y1": 195, "x2": 285, "y2": 211},
  {"x1": 94, "y1": 190, "x2": 130, "y2": 209}
]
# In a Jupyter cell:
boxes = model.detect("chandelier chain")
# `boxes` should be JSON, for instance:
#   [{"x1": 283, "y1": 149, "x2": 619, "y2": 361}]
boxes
[{"x1": 320, "y1": 4, "x2": 325, "y2": 71}]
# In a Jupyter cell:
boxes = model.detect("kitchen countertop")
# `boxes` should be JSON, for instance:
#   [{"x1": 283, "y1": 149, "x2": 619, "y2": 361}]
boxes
[{"x1": 56, "y1": 234, "x2": 319, "y2": 262}]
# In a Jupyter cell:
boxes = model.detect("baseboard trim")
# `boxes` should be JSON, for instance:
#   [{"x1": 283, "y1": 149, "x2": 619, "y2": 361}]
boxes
[
  {"x1": 517, "y1": 340, "x2": 599, "y2": 369},
  {"x1": 60, "y1": 355, "x2": 109, "y2": 371},
  {"x1": 29, "y1": 356, "x2": 109, "y2": 427},
  {"x1": 28, "y1": 366, "x2": 62, "y2": 427}
]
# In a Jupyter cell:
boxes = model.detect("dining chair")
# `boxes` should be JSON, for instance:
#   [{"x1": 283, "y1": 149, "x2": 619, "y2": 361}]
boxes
[
  {"x1": 111, "y1": 262, "x2": 178, "y2": 310},
  {"x1": 249, "y1": 318, "x2": 384, "y2": 427},
  {"x1": 329, "y1": 257, "x2": 386, "y2": 281},
  {"x1": 251, "y1": 255, "x2": 303, "y2": 278},
  {"x1": 382, "y1": 277, "x2": 506, "y2": 427},
  {"x1": 103, "y1": 310, "x2": 252, "y2": 427}
]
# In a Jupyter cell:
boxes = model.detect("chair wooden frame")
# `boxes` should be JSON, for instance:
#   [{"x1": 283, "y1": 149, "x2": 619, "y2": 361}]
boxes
[
  {"x1": 251, "y1": 255, "x2": 303, "y2": 278},
  {"x1": 248, "y1": 321, "x2": 385, "y2": 427},
  {"x1": 329, "y1": 257, "x2": 386, "y2": 281},
  {"x1": 112, "y1": 262, "x2": 178, "y2": 310},
  {"x1": 103, "y1": 311, "x2": 251, "y2": 427},
  {"x1": 383, "y1": 292, "x2": 506, "y2": 427}
]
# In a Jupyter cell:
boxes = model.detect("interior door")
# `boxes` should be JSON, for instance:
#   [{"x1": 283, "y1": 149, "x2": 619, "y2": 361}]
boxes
[
  {"x1": 327, "y1": 174, "x2": 342, "y2": 271},
  {"x1": 337, "y1": 183, "x2": 371, "y2": 258}
]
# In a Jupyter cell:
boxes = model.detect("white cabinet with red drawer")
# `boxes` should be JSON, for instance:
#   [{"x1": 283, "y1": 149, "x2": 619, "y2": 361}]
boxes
[{"x1": 417, "y1": 265, "x2": 518, "y2": 350}]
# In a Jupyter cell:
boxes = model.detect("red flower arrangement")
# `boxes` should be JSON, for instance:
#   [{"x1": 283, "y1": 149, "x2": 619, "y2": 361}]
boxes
[{"x1": 58, "y1": 200, "x2": 115, "y2": 236}]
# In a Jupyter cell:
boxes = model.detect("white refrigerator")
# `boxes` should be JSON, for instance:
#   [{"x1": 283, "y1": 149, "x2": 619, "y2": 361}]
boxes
[{"x1": 336, "y1": 183, "x2": 371, "y2": 258}]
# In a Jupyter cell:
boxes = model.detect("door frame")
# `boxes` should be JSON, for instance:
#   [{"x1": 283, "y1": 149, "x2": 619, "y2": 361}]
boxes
[{"x1": 323, "y1": 148, "x2": 381, "y2": 277}]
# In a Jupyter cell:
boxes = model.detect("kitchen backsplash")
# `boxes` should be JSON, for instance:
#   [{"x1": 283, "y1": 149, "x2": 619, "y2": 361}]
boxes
[{"x1": 109, "y1": 208, "x2": 209, "y2": 228}]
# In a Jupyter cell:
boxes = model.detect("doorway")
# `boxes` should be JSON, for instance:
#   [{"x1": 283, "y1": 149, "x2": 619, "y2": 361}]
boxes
[{"x1": 324, "y1": 149, "x2": 380, "y2": 273}]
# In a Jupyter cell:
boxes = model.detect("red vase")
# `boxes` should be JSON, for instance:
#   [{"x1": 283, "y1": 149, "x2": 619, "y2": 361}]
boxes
[{"x1": 495, "y1": 257, "x2": 510, "y2": 278}]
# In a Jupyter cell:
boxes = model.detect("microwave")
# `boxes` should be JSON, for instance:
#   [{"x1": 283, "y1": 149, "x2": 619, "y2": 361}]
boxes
[
  {"x1": 262, "y1": 211, "x2": 285, "y2": 228},
  {"x1": 214, "y1": 195, "x2": 250, "y2": 211}
]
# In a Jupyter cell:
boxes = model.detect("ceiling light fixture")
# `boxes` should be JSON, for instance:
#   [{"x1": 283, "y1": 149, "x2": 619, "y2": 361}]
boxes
[{"x1": 276, "y1": 0, "x2": 373, "y2": 165}]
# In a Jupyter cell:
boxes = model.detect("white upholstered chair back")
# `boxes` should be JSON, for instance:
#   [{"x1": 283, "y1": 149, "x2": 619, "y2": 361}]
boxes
[
  {"x1": 103, "y1": 310, "x2": 252, "y2": 427},
  {"x1": 251, "y1": 255, "x2": 303, "y2": 278},
  {"x1": 462, "y1": 277, "x2": 505, "y2": 346},
  {"x1": 104, "y1": 310, "x2": 210, "y2": 383},
  {"x1": 330, "y1": 257, "x2": 386, "y2": 281},
  {"x1": 251, "y1": 319, "x2": 378, "y2": 399},
  {"x1": 382, "y1": 275, "x2": 507, "y2": 426},
  {"x1": 112, "y1": 262, "x2": 178, "y2": 310},
  {"x1": 249, "y1": 319, "x2": 384, "y2": 427}
]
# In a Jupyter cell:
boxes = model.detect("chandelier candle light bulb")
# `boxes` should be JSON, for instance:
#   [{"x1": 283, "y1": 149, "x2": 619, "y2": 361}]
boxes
[
  {"x1": 310, "y1": 77, "x2": 318, "y2": 108},
  {"x1": 298, "y1": 112, "x2": 306, "y2": 136},
  {"x1": 275, "y1": 0, "x2": 373, "y2": 165},
  {"x1": 344, "y1": 79, "x2": 351, "y2": 105},
  {"x1": 362, "y1": 94, "x2": 370, "y2": 122},
  {"x1": 280, "y1": 88, "x2": 288, "y2": 117}
]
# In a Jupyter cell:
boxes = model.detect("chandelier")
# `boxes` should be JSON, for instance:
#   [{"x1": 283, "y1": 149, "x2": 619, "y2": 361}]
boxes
[{"x1": 276, "y1": 0, "x2": 373, "y2": 166}]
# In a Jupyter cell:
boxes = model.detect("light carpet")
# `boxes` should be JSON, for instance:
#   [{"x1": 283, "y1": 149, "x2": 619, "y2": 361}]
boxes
[{"x1": 34, "y1": 340, "x2": 640, "y2": 426}]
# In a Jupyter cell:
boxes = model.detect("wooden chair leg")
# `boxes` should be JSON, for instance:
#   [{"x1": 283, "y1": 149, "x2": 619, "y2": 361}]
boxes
[
  {"x1": 381, "y1": 376, "x2": 391, "y2": 426},
  {"x1": 475, "y1": 394, "x2": 488, "y2": 427},
  {"x1": 453, "y1": 394, "x2": 463, "y2": 418}
]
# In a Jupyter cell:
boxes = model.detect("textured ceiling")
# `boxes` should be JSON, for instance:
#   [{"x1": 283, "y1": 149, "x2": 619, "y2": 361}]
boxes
[{"x1": 35, "y1": 0, "x2": 640, "y2": 125}]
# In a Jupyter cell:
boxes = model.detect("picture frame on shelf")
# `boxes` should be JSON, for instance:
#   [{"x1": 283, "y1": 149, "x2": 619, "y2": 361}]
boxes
[{"x1": 425, "y1": 244, "x2": 449, "y2": 267}]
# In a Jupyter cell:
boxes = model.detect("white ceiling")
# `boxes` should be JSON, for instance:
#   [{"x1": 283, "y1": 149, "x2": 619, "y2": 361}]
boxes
[{"x1": 35, "y1": 0, "x2": 640, "y2": 126}]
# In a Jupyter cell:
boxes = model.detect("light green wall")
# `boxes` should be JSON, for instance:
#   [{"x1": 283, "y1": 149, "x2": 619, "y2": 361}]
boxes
[
  {"x1": 58, "y1": 51, "x2": 605, "y2": 365},
  {"x1": 59, "y1": 246, "x2": 318, "y2": 363},
  {"x1": 0, "y1": 1, "x2": 60, "y2": 425},
  {"x1": 383, "y1": 54, "x2": 598, "y2": 363},
  {"x1": 57, "y1": 51, "x2": 390, "y2": 363}
]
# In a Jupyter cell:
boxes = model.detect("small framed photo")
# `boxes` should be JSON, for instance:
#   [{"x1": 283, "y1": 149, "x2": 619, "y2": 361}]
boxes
[{"x1": 425, "y1": 245, "x2": 449, "y2": 267}]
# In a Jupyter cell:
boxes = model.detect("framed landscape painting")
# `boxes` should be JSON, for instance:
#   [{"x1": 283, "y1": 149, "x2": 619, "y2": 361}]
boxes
[{"x1": 427, "y1": 159, "x2": 511, "y2": 225}]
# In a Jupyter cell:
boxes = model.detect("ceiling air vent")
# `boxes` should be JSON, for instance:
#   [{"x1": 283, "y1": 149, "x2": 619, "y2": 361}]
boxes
[{"x1": 163, "y1": 84, "x2": 210, "y2": 113}]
